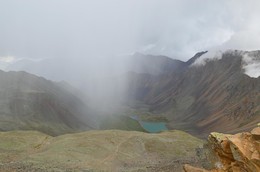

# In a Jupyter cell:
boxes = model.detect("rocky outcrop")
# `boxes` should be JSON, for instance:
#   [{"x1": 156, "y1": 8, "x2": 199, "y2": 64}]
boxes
[{"x1": 184, "y1": 127, "x2": 260, "y2": 172}]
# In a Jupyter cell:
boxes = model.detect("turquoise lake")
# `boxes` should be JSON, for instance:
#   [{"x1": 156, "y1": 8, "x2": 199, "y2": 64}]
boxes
[{"x1": 139, "y1": 121, "x2": 168, "y2": 133}]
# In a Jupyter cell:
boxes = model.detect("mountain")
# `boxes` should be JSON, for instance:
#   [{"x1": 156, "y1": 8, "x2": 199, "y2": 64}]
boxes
[
  {"x1": 125, "y1": 50, "x2": 260, "y2": 137},
  {"x1": 0, "y1": 70, "x2": 97, "y2": 135},
  {"x1": 128, "y1": 52, "x2": 187, "y2": 75},
  {"x1": 0, "y1": 50, "x2": 258, "y2": 171},
  {"x1": 3, "y1": 53, "x2": 187, "y2": 79},
  {"x1": 1, "y1": 50, "x2": 259, "y2": 137},
  {"x1": 0, "y1": 53, "x2": 187, "y2": 112}
]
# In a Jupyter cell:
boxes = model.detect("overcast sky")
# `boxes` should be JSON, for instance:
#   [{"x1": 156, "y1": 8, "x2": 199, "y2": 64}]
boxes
[{"x1": 1, "y1": 0, "x2": 260, "y2": 61}]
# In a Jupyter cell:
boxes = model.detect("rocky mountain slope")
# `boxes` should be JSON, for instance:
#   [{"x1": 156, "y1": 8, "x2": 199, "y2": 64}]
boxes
[
  {"x1": 126, "y1": 50, "x2": 260, "y2": 137},
  {"x1": 0, "y1": 70, "x2": 96, "y2": 135},
  {"x1": 0, "y1": 129, "x2": 204, "y2": 172}
]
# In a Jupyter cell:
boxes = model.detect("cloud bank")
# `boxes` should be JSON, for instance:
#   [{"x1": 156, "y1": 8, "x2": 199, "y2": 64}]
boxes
[
  {"x1": 242, "y1": 52, "x2": 260, "y2": 78},
  {"x1": 1, "y1": 0, "x2": 260, "y2": 111},
  {"x1": 191, "y1": 51, "x2": 223, "y2": 66},
  {"x1": 0, "y1": 0, "x2": 260, "y2": 61}
]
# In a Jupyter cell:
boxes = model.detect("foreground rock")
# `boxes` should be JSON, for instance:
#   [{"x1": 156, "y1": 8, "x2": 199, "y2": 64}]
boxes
[
  {"x1": 184, "y1": 127, "x2": 260, "y2": 172},
  {"x1": 0, "y1": 130, "x2": 204, "y2": 171}
]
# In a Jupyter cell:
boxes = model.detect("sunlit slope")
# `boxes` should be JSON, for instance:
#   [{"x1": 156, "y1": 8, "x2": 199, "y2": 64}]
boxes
[{"x1": 0, "y1": 130, "x2": 204, "y2": 172}]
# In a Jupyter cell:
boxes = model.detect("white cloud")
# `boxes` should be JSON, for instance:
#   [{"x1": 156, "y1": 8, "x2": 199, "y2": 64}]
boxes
[
  {"x1": 0, "y1": 56, "x2": 18, "y2": 70},
  {"x1": 191, "y1": 49, "x2": 260, "y2": 78},
  {"x1": 0, "y1": 56, "x2": 43, "y2": 71},
  {"x1": 1, "y1": 0, "x2": 260, "y2": 61},
  {"x1": 0, "y1": 56, "x2": 16, "y2": 63},
  {"x1": 242, "y1": 53, "x2": 260, "y2": 78},
  {"x1": 139, "y1": 44, "x2": 156, "y2": 53},
  {"x1": 192, "y1": 50, "x2": 223, "y2": 66}
]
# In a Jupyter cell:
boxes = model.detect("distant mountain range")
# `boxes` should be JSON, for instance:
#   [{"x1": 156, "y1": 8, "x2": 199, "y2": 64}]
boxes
[{"x1": 0, "y1": 50, "x2": 259, "y2": 137}]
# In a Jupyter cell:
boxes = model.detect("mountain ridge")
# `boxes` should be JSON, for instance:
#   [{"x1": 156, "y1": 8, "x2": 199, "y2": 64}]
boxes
[
  {"x1": 0, "y1": 70, "x2": 96, "y2": 135},
  {"x1": 125, "y1": 50, "x2": 260, "y2": 137}
]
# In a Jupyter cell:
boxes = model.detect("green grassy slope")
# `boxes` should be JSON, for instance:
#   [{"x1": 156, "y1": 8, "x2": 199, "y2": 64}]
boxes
[{"x1": 0, "y1": 130, "x2": 205, "y2": 172}]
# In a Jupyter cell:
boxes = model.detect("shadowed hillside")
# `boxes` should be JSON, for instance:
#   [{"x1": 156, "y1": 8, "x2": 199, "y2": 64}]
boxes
[
  {"x1": 125, "y1": 50, "x2": 260, "y2": 137},
  {"x1": 0, "y1": 70, "x2": 96, "y2": 135}
]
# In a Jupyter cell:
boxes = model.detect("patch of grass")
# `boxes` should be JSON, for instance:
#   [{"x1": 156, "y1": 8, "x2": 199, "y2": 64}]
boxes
[
  {"x1": 99, "y1": 115, "x2": 146, "y2": 132},
  {"x1": 0, "y1": 129, "x2": 204, "y2": 171}
]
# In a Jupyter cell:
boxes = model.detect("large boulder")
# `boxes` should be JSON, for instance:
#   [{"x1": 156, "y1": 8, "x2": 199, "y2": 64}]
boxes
[{"x1": 184, "y1": 127, "x2": 260, "y2": 172}]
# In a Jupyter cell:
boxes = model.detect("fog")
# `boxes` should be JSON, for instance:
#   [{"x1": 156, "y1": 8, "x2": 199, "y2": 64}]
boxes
[
  {"x1": 191, "y1": 50, "x2": 223, "y2": 66},
  {"x1": 1, "y1": 0, "x2": 260, "y2": 112},
  {"x1": 242, "y1": 52, "x2": 260, "y2": 78},
  {"x1": 2, "y1": 0, "x2": 260, "y2": 60}
]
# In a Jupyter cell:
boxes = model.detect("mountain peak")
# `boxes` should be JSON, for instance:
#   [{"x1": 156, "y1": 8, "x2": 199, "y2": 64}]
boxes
[{"x1": 186, "y1": 51, "x2": 208, "y2": 66}]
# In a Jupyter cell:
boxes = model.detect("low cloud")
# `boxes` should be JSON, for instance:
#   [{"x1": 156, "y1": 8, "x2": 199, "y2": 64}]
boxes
[
  {"x1": 1, "y1": 0, "x2": 260, "y2": 61},
  {"x1": 1, "y1": 0, "x2": 260, "y2": 113},
  {"x1": 0, "y1": 56, "x2": 18, "y2": 70},
  {"x1": 242, "y1": 52, "x2": 260, "y2": 78},
  {"x1": 191, "y1": 50, "x2": 223, "y2": 66},
  {"x1": 0, "y1": 56, "x2": 19, "y2": 63}
]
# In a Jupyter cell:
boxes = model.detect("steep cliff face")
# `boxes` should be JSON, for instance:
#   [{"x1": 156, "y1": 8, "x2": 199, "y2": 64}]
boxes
[{"x1": 184, "y1": 126, "x2": 260, "y2": 172}]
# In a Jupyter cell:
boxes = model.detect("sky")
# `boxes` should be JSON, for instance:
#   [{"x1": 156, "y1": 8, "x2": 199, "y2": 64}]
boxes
[
  {"x1": 1, "y1": 0, "x2": 260, "y2": 62},
  {"x1": 0, "y1": 0, "x2": 260, "y2": 110}
]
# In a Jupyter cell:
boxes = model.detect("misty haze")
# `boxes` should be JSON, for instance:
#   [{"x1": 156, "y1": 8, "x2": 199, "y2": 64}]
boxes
[{"x1": 0, "y1": 0, "x2": 259, "y2": 171}]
